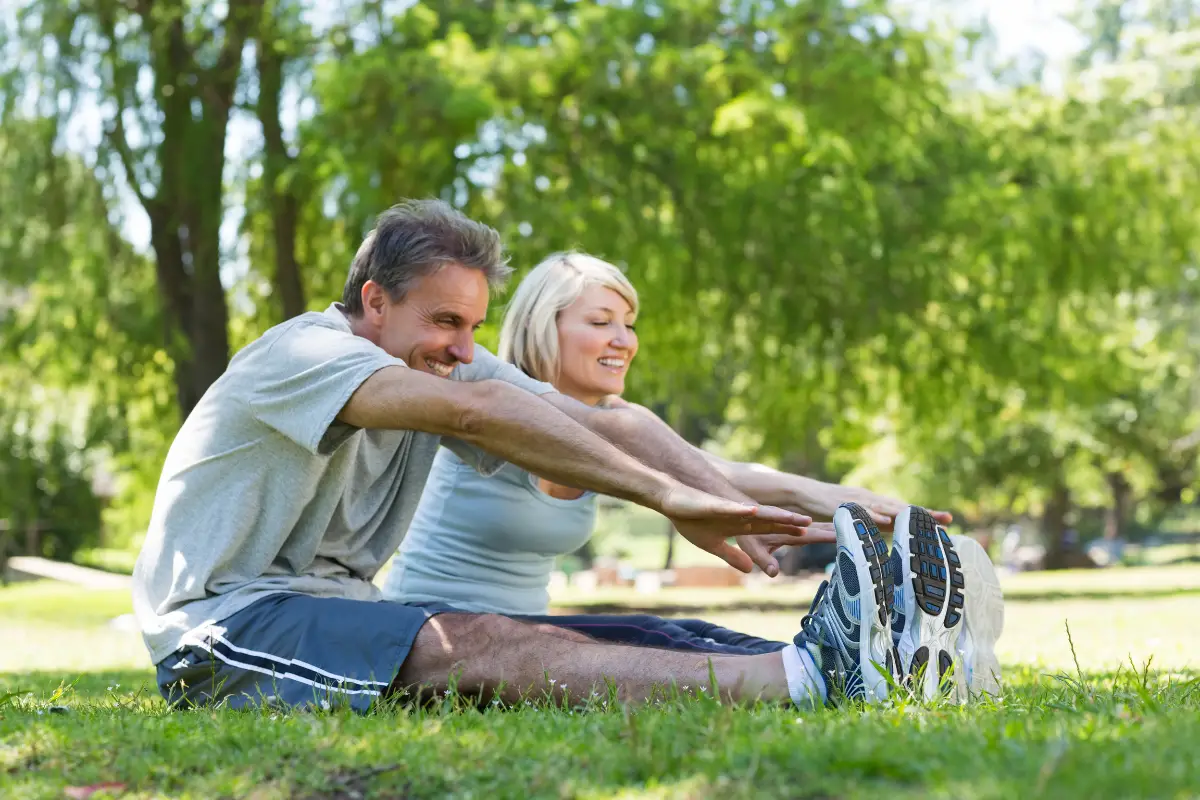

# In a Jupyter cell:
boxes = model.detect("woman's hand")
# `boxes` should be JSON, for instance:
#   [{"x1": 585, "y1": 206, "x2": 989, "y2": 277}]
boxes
[
  {"x1": 658, "y1": 484, "x2": 816, "y2": 576},
  {"x1": 785, "y1": 478, "x2": 952, "y2": 531}
]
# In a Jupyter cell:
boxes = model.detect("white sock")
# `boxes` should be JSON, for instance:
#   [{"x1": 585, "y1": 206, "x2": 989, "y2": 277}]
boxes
[{"x1": 781, "y1": 644, "x2": 826, "y2": 708}]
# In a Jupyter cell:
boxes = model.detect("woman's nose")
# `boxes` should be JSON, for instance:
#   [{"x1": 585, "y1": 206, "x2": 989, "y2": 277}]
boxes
[{"x1": 610, "y1": 327, "x2": 633, "y2": 348}]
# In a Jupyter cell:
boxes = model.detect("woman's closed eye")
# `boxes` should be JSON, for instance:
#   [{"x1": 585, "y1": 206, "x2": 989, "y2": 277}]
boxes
[{"x1": 589, "y1": 319, "x2": 635, "y2": 330}]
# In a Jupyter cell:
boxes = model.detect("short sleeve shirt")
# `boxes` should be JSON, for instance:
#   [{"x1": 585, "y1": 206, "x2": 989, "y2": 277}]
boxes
[{"x1": 131, "y1": 303, "x2": 555, "y2": 664}]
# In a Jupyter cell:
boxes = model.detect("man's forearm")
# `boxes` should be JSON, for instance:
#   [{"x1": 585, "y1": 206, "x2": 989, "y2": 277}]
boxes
[{"x1": 459, "y1": 381, "x2": 675, "y2": 510}]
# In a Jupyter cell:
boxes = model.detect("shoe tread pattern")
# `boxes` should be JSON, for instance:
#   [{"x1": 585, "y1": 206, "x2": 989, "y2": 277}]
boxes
[
  {"x1": 907, "y1": 507, "x2": 965, "y2": 628},
  {"x1": 840, "y1": 502, "x2": 892, "y2": 627}
]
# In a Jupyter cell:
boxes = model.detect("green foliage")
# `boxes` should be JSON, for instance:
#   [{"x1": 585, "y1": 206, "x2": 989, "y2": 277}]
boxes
[
  {"x1": 0, "y1": 404, "x2": 102, "y2": 562},
  {"x1": 3, "y1": 0, "x2": 1200, "y2": 554},
  {"x1": 0, "y1": 122, "x2": 175, "y2": 548}
]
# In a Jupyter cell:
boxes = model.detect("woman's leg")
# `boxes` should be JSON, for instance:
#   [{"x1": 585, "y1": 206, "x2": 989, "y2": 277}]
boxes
[
  {"x1": 514, "y1": 613, "x2": 787, "y2": 656},
  {"x1": 669, "y1": 618, "x2": 788, "y2": 654}
]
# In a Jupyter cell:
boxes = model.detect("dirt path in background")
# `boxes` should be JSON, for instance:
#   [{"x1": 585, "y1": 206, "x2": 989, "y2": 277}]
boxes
[{"x1": 4, "y1": 557, "x2": 132, "y2": 591}]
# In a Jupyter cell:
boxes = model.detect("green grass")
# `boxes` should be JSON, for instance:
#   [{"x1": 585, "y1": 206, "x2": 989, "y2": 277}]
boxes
[
  {"x1": 2, "y1": 572, "x2": 1199, "y2": 798},
  {"x1": 4, "y1": 666, "x2": 1199, "y2": 798}
]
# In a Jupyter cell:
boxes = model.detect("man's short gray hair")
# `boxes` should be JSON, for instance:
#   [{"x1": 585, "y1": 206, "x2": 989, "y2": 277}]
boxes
[{"x1": 341, "y1": 199, "x2": 511, "y2": 315}]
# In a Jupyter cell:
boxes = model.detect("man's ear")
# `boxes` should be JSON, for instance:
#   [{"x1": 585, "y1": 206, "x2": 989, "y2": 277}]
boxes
[{"x1": 361, "y1": 280, "x2": 387, "y2": 320}]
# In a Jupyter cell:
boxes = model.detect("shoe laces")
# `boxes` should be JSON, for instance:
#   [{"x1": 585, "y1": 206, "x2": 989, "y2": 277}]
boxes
[{"x1": 797, "y1": 579, "x2": 831, "y2": 643}]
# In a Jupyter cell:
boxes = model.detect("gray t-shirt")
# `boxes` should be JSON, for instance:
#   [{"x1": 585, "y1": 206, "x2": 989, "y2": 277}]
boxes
[
  {"x1": 131, "y1": 302, "x2": 555, "y2": 665},
  {"x1": 380, "y1": 446, "x2": 596, "y2": 614}
]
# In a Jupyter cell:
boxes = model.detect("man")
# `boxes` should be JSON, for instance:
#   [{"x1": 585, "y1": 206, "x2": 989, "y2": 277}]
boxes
[{"x1": 133, "y1": 199, "x2": 946, "y2": 713}]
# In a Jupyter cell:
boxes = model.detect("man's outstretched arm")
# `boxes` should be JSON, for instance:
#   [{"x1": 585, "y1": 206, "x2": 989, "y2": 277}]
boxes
[{"x1": 338, "y1": 367, "x2": 811, "y2": 572}]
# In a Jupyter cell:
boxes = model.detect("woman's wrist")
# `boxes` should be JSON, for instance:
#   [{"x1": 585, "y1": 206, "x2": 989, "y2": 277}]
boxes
[{"x1": 726, "y1": 462, "x2": 796, "y2": 507}]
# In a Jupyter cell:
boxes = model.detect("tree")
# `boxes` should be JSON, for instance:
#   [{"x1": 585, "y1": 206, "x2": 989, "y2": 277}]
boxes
[
  {"x1": 253, "y1": 1, "x2": 308, "y2": 321},
  {"x1": 5, "y1": 0, "x2": 258, "y2": 416},
  {"x1": 0, "y1": 120, "x2": 170, "y2": 550}
]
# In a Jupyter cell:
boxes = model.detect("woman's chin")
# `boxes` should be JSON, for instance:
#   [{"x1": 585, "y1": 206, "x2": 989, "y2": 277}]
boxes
[{"x1": 580, "y1": 380, "x2": 625, "y2": 399}]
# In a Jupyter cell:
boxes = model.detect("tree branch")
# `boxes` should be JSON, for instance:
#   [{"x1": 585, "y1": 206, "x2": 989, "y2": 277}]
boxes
[
  {"x1": 95, "y1": 0, "x2": 156, "y2": 212},
  {"x1": 202, "y1": 0, "x2": 259, "y2": 112},
  {"x1": 257, "y1": 8, "x2": 307, "y2": 318}
]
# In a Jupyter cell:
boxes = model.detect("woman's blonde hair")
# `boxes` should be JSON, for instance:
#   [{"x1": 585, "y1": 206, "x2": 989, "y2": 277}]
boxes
[{"x1": 498, "y1": 251, "x2": 639, "y2": 383}]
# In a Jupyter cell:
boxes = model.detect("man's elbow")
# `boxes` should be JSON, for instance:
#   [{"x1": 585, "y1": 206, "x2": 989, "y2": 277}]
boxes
[
  {"x1": 456, "y1": 402, "x2": 488, "y2": 440},
  {"x1": 450, "y1": 380, "x2": 516, "y2": 441}
]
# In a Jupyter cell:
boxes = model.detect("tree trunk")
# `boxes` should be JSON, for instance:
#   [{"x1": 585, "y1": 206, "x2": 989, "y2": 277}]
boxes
[
  {"x1": 25, "y1": 522, "x2": 40, "y2": 557},
  {"x1": 1041, "y1": 478, "x2": 1073, "y2": 570},
  {"x1": 1104, "y1": 471, "x2": 1132, "y2": 540},
  {"x1": 100, "y1": 0, "x2": 255, "y2": 418},
  {"x1": 256, "y1": 29, "x2": 306, "y2": 320},
  {"x1": 663, "y1": 518, "x2": 676, "y2": 570},
  {"x1": 149, "y1": 124, "x2": 233, "y2": 417}
]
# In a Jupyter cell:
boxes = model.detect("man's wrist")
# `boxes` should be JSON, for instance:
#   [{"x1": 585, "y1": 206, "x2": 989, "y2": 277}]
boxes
[{"x1": 639, "y1": 471, "x2": 681, "y2": 514}]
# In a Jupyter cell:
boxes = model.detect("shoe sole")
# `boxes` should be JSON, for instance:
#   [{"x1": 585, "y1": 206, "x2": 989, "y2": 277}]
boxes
[
  {"x1": 949, "y1": 533, "x2": 1003, "y2": 698},
  {"x1": 894, "y1": 506, "x2": 965, "y2": 700},
  {"x1": 833, "y1": 502, "x2": 896, "y2": 703}
]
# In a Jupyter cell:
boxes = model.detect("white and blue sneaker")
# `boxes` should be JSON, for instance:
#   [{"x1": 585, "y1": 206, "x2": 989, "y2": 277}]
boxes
[
  {"x1": 948, "y1": 533, "x2": 1004, "y2": 698},
  {"x1": 890, "y1": 505, "x2": 967, "y2": 700},
  {"x1": 794, "y1": 502, "x2": 897, "y2": 704}
]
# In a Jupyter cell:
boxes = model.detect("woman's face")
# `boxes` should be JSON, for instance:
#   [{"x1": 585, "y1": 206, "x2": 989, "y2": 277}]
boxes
[{"x1": 554, "y1": 284, "x2": 638, "y2": 405}]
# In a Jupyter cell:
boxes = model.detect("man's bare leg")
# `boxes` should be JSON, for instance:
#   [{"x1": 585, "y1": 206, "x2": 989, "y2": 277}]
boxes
[{"x1": 393, "y1": 613, "x2": 790, "y2": 705}]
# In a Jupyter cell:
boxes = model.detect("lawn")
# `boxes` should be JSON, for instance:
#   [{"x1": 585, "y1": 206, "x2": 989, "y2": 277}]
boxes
[{"x1": 2, "y1": 567, "x2": 1198, "y2": 799}]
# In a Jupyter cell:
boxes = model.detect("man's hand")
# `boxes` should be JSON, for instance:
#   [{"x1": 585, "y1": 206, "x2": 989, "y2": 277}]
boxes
[{"x1": 658, "y1": 485, "x2": 823, "y2": 577}]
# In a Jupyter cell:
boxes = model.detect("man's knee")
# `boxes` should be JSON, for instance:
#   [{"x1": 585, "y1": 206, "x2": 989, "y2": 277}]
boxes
[
  {"x1": 410, "y1": 612, "x2": 509, "y2": 661},
  {"x1": 395, "y1": 612, "x2": 503, "y2": 690},
  {"x1": 397, "y1": 612, "x2": 578, "y2": 693}
]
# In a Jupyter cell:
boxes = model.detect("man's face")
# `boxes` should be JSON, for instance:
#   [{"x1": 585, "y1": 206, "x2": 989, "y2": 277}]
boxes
[{"x1": 362, "y1": 263, "x2": 489, "y2": 377}]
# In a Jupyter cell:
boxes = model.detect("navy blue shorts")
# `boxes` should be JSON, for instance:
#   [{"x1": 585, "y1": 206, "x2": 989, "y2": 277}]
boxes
[
  {"x1": 519, "y1": 613, "x2": 787, "y2": 655},
  {"x1": 155, "y1": 593, "x2": 456, "y2": 713}
]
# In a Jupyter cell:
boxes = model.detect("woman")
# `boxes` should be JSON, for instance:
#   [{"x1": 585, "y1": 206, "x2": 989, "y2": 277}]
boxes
[
  {"x1": 381, "y1": 252, "x2": 790, "y2": 654},
  {"x1": 381, "y1": 252, "x2": 1003, "y2": 688}
]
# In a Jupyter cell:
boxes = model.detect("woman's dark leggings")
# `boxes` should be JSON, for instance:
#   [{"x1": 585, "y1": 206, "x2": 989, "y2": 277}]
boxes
[{"x1": 514, "y1": 612, "x2": 788, "y2": 655}]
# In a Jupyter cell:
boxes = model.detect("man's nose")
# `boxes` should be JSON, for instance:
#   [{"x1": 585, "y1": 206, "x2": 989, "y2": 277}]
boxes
[{"x1": 448, "y1": 333, "x2": 475, "y2": 364}]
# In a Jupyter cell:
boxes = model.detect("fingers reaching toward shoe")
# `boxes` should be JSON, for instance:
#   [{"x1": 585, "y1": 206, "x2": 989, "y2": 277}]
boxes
[
  {"x1": 785, "y1": 481, "x2": 952, "y2": 531},
  {"x1": 660, "y1": 485, "x2": 815, "y2": 576}
]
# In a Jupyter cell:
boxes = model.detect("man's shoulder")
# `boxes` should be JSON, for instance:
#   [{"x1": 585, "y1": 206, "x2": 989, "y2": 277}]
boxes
[
  {"x1": 231, "y1": 304, "x2": 364, "y2": 366},
  {"x1": 265, "y1": 305, "x2": 352, "y2": 343}
]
